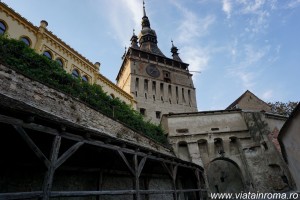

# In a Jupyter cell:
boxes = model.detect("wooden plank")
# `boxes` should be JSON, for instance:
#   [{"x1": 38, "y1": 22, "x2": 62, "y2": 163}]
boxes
[
  {"x1": 172, "y1": 165, "x2": 178, "y2": 182},
  {"x1": 0, "y1": 114, "x2": 23, "y2": 125},
  {"x1": 0, "y1": 191, "x2": 42, "y2": 200},
  {"x1": 137, "y1": 156, "x2": 147, "y2": 177},
  {"x1": 133, "y1": 154, "x2": 140, "y2": 200},
  {"x1": 195, "y1": 169, "x2": 204, "y2": 200},
  {"x1": 55, "y1": 141, "x2": 84, "y2": 169},
  {"x1": 0, "y1": 189, "x2": 205, "y2": 199},
  {"x1": 12, "y1": 125, "x2": 50, "y2": 167},
  {"x1": 117, "y1": 150, "x2": 135, "y2": 176},
  {"x1": 161, "y1": 162, "x2": 173, "y2": 179},
  {"x1": 42, "y1": 136, "x2": 61, "y2": 200}
]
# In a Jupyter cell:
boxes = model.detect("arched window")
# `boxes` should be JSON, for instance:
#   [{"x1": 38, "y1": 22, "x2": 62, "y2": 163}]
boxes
[
  {"x1": 110, "y1": 94, "x2": 115, "y2": 99},
  {"x1": 43, "y1": 51, "x2": 52, "y2": 60},
  {"x1": 20, "y1": 36, "x2": 31, "y2": 46},
  {"x1": 178, "y1": 141, "x2": 190, "y2": 162},
  {"x1": 72, "y1": 69, "x2": 80, "y2": 78},
  {"x1": 0, "y1": 21, "x2": 6, "y2": 35},
  {"x1": 55, "y1": 58, "x2": 64, "y2": 67},
  {"x1": 82, "y1": 75, "x2": 89, "y2": 82}
]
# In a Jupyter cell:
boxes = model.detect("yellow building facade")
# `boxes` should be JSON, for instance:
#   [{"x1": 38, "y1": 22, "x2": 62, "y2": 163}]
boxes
[{"x1": 0, "y1": 2, "x2": 136, "y2": 108}]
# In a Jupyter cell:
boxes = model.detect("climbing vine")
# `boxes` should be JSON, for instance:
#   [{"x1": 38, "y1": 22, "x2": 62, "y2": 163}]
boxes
[{"x1": 0, "y1": 36, "x2": 167, "y2": 144}]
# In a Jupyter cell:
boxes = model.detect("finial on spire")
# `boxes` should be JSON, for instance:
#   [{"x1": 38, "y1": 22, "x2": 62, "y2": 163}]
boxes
[
  {"x1": 171, "y1": 40, "x2": 182, "y2": 62},
  {"x1": 143, "y1": 0, "x2": 146, "y2": 17},
  {"x1": 133, "y1": 28, "x2": 135, "y2": 35}
]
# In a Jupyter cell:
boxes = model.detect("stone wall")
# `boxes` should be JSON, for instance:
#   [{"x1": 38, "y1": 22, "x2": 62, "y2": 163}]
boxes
[
  {"x1": 162, "y1": 110, "x2": 294, "y2": 193},
  {"x1": 0, "y1": 64, "x2": 172, "y2": 156}
]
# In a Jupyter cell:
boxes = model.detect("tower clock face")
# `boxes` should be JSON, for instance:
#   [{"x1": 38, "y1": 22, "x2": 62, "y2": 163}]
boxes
[{"x1": 146, "y1": 64, "x2": 160, "y2": 78}]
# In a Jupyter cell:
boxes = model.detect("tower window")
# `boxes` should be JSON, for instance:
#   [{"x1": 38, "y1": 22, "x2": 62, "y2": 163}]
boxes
[
  {"x1": 163, "y1": 71, "x2": 171, "y2": 83},
  {"x1": 140, "y1": 108, "x2": 146, "y2": 116},
  {"x1": 188, "y1": 90, "x2": 191, "y2": 103},
  {"x1": 43, "y1": 51, "x2": 52, "y2": 60},
  {"x1": 20, "y1": 36, "x2": 31, "y2": 46},
  {"x1": 144, "y1": 79, "x2": 148, "y2": 91},
  {"x1": 156, "y1": 111, "x2": 161, "y2": 119},
  {"x1": 182, "y1": 88, "x2": 186, "y2": 103},
  {"x1": 168, "y1": 85, "x2": 172, "y2": 96},
  {"x1": 152, "y1": 81, "x2": 156, "y2": 94},
  {"x1": 135, "y1": 78, "x2": 139, "y2": 90},
  {"x1": 0, "y1": 21, "x2": 7, "y2": 35},
  {"x1": 160, "y1": 83, "x2": 164, "y2": 94}
]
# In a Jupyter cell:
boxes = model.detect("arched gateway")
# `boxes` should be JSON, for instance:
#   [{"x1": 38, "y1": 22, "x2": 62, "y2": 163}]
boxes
[{"x1": 207, "y1": 158, "x2": 245, "y2": 193}]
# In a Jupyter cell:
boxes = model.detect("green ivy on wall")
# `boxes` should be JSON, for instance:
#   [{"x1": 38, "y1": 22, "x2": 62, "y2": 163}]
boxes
[{"x1": 0, "y1": 36, "x2": 167, "y2": 144}]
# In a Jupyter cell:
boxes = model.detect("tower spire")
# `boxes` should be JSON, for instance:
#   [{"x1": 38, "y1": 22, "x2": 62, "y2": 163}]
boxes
[
  {"x1": 143, "y1": 0, "x2": 146, "y2": 17},
  {"x1": 170, "y1": 40, "x2": 182, "y2": 62},
  {"x1": 138, "y1": 0, "x2": 165, "y2": 57},
  {"x1": 141, "y1": 0, "x2": 150, "y2": 28},
  {"x1": 130, "y1": 28, "x2": 139, "y2": 49}
]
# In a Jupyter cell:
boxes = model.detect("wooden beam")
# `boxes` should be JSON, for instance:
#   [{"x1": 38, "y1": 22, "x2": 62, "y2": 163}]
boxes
[
  {"x1": 117, "y1": 150, "x2": 135, "y2": 176},
  {"x1": 0, "y1": 189, "x2": 206, "y2": 199},
  {"x1": 55, "y1": 141, "x2": 84, "y2": 169},
  {"x1": 3, "y1": 114, "x2": 203, "y2": 173},
  {"x1": 42, "y1": 136, "x2": 61, "y2": 200},
  {"x1": 195, "y1": 169, "x2": 205, "y2": 200},
  {"x1": 137, "y1": 156, "x2": 147, "y2": 177},
  {"x1": 1, "y1": 114, "x2": 202, "y2": 171},
  {"x1": 161, "y1": 162, "x2": 173, "y2": 179},
  {"x1": 161, "y1": 163, "x2": 178, "y2": 200},
  {"x1": 12, "y1": 125, "x2": 50, "y2": 167},
  {"x1": 133, "y1": 154, "x2": 140, "y2": 200}
]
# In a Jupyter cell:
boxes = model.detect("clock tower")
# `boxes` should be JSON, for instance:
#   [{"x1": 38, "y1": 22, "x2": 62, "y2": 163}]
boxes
[{"x1": 116, "y1": 2, "x2": 197, "y2": 124}]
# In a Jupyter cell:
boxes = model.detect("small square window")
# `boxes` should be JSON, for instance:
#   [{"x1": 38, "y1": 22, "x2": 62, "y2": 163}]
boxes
[
  {"x1": 156, "y1": 111, "x2": 161, "y2": 119},
  {"x1": 140, "y1": 108, "x2": 146, "y2": 116}
]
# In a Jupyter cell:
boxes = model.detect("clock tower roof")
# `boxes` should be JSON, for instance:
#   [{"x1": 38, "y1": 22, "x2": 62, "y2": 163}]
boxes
[{"x1": 138, "y1": 0, "x2": 166, "y2": 57}]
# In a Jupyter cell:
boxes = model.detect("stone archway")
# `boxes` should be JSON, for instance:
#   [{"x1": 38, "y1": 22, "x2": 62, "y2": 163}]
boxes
[{"x1": 207, "y1": 158, "x2": 245, "y2": 193}]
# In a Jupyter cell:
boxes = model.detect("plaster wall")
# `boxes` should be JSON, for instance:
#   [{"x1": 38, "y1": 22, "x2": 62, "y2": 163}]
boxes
[{"x1": 281, "y1": 112, "x2": 300, "y2": 190}]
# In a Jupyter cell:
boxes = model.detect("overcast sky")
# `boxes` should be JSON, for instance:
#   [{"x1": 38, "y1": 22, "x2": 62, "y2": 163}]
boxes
[{"x1": 2, "y1": 0, "x2": 300, "y2": 110}]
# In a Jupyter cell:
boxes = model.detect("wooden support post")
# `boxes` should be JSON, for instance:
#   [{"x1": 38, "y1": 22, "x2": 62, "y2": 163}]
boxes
[
  {"x1": 42, "y1": 136, "x2": 61, "y2": 200},
  {"x1": 96, "y1": 170, "x2": 103, "y2": 200},
  {"x1": 12, "y1": 125, "x2": 50, "y2": 167},
  {"x1": 55, "y1": 141, "x2": 84, "y2": 169},
  {"x1": 195, "y1": 169, "x2": 203, "y2": 200},
  {"x1": 118, "y1": 150, "x2": 135, "y2": 176},
  {"x1": 162, "y1": 163, "x2": 178, "y2": 200},
  {"x1": 133, "y1": 154, "x2": 140, "y2": 200},
  {"x1": 118, "y1": 151, "x2": 147, "y2": 200}
]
